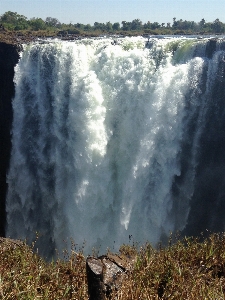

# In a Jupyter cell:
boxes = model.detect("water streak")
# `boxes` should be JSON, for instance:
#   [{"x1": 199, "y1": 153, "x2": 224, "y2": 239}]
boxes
[{"x1": 6, "y1": 37, "x2": 225, "y2": 257}]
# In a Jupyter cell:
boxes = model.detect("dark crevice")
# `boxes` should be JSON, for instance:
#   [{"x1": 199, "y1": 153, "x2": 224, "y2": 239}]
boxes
[{"x1": 0, "y1": 42, "x2": 20, "y2": 236}]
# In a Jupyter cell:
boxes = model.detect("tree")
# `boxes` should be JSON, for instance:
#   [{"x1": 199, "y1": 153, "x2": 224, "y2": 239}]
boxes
[
  {"x1": 74, "y1": 23, "x2": 84, "y2": 30},
  {"x1": 0, "y1": 11, "x2": 29, "y2": 30},
  {"x1": 105, "y1": 21, "x2": 113, "y2": 31},
  {"x1": 94, "y1": 22, "x2": 106, "y2": 31},
  {"x1": 84, "y1": 24, "x2": 92, "y2": 31},
  {"x1": 29, "y1": 18, "x2": 46, "y2": 31},
  {"x1": 144, "y1": 21, "x2": 151, "y2": 29},
  {"x1": 199, "y1": 18, "x2": 206, "y2": 29},
  {"x1": 45, "y1": 17, "x2": 61, "y2": 28},
  {"x1": 151, "y1": 22, "x2": 160, "y2": 29},
  {"x1": 112, "y1": 22, "x2": 120, "y2": 31},
  {"x1": 0, "y1": 11, "x2": 27, "y2": 24},
  {"x1": 121, "y1": 21, "x2": 131, "y2": 31},
  {"x1": 172, "y1": 17, "x2": 177, "y2": 28},
  {"x1": 131, "y1": 19, "x2": 142, "y2": 30},
  {"x1": 211, "y1": 18, "x2": 224, "y2": 33},
  {"x1": 14, "y1": 18, "x2": 29, "y2": 30}
]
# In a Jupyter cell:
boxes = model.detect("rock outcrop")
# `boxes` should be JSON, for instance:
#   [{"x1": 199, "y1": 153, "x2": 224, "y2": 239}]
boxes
[{"x1": 86, "y1": 253, "x2": 135, "y2": 299}]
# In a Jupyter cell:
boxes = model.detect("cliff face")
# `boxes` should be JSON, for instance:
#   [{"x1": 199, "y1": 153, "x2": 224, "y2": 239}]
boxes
[{"x1": 0, "y1": 42, "x2": 20, "y2": 236}]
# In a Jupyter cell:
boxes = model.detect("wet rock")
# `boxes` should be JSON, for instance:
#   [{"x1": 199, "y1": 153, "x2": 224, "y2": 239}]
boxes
[
  {"x1": 206, "y1": 38, "x2": 217, "y2": 59},
  {"x1": 0, "y1": 42, "x2": 20, "y2": 236}
]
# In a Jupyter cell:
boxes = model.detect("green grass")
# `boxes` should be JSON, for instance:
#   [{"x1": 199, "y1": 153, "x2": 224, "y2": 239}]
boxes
[{"x1": 1, "y1": 233, "x2": 225, "y2": 299}]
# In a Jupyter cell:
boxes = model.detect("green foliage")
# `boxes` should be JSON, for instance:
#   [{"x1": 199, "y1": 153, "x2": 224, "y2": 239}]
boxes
[
  {"x1": 45, "y1": 17, "x2": 61, "y2": 28},
  {"x1": 121, "y1": 21, "x2": 132, "y2": 31},
  {"x1": 1, "y1": 11, "x2": 27, "y2": 24},
  {"x1": 28, "y1": 18, "x2": 47, "y2": 31},
  {"x1": 0, "y1": 11, "x2": 29, "y2": 30},
  {"x1": 94, "y1": 22, "x2": 106, "y2": 31},
  {"x1": 0, "y1": 11, "x2": 225, "y2": 35},
  {"x1": 211, "y1": 18, "x2": 225, "y2": 33},
  {"x1": 83, "y1": 24, "x2": 92, "y2": 31},
  {"x1": 131, "y1": 19, "x2": 142, "y2": 30},
  {"x1": 112, "y1": 22, "x2": 120, "y2": 31},
  {"x1": 151, "y1": 21, "x2": 161, "y2": 30}
]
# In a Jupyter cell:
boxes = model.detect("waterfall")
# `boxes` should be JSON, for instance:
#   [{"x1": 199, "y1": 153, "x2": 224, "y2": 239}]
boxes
[{"x1": 6, "y1": 37, "x2": 225, "y2": 257}]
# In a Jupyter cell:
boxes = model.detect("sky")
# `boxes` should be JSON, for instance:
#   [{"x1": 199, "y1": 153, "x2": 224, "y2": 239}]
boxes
[{"x1": 0, "y1": 0, "x2": 224, "y2": 25}]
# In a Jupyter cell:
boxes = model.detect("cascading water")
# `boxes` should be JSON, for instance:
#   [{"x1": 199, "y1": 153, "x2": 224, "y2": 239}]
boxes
[{"x1": 6, "y1": 36, "x2": 225, "y2": 257}]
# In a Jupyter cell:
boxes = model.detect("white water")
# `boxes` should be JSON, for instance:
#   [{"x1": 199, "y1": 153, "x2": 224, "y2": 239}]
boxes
[{"x1": 6, "y1": 37, "x2": 223, "y2": 256}]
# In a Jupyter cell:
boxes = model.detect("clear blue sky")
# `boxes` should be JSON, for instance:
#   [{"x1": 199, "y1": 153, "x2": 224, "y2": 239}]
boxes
[{"x1": 0, "y1": 0, "x2": 224, "y2": 25}]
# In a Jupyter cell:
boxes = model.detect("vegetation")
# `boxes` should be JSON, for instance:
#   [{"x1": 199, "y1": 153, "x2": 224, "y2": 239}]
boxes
[
  {"x1": 114, "y1": 233, "x2": 225, "y2": 299},
  {"x1": 0, "y1": 11, "x2": 225, "y2": 37},
  {"x1": 0, "y1": 238, "x2": 88, "y2": 299},
  {"x1": 1, "y1": 233, "x2": 225, "y2": 299}
]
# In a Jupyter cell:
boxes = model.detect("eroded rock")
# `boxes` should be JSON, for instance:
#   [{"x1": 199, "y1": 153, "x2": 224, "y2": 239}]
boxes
[{"x1": 86, "y1": 253, "x2": 135, "y2": 299}]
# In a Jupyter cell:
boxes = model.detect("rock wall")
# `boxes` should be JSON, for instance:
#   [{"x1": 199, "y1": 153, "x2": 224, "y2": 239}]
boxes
[{"x1": 0, "y1": 42, "x2": 20, "y2": 236}]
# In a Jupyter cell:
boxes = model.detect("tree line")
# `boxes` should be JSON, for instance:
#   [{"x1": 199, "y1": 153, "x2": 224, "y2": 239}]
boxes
[{"x1": 1, "y1": 11, "x2": 225, "y2": 35}]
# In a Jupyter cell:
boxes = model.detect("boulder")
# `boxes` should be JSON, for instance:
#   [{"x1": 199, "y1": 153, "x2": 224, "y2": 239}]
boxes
[{"x1": 86, "y1": 253, "x2": 135, "y2": 299}]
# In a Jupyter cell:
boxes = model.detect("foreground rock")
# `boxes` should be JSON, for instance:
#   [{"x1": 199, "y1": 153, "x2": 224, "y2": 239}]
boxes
[{"x1": 86, "y1": 253, "x2": 136, "y2": 300}]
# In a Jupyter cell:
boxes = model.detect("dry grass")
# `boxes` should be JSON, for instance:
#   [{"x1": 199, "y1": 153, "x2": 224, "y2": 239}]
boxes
[
  {"x1": 1, "y1": 233, "x2": 225, "y2": 299},
  {"x1": 0, "y1": 238, "x2": 88, "y2": 299},
  {"x1": 114, "y1": 233, "x2": 225, "y2": 299}
]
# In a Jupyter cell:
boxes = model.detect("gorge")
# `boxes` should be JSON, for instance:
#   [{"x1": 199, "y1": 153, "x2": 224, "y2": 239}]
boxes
[{"x1": 1, "y1": 36, "x2": 225, "y2": 258}]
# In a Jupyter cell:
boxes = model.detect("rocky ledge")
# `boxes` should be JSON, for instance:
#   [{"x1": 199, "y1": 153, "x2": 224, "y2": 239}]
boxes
[{"x1": 0, "y1": 28, "x2": 99, "y2": 46}]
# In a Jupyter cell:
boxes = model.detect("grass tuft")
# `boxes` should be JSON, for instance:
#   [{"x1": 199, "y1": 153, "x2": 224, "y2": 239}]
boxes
[{"x1": 0, "y1": 238, "x2": 87, "y2": 299}]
